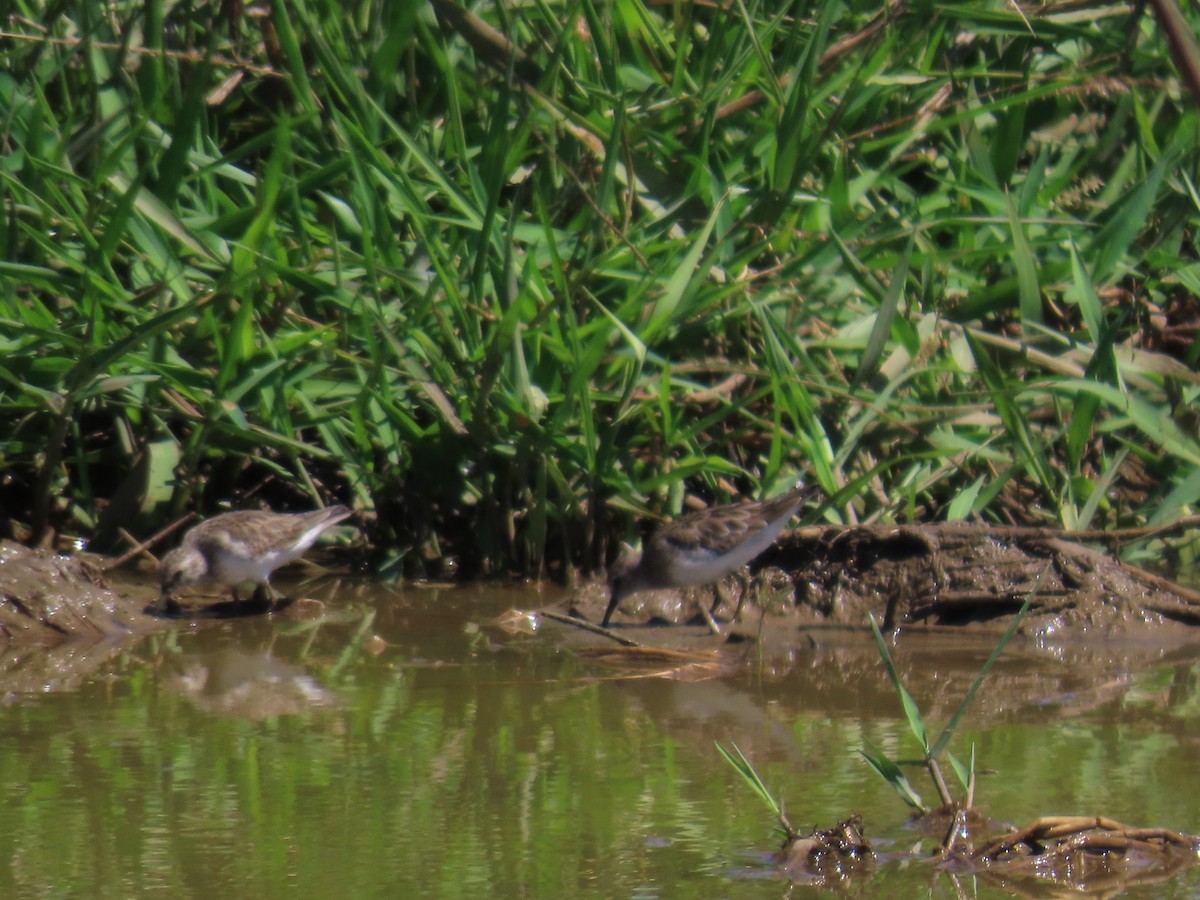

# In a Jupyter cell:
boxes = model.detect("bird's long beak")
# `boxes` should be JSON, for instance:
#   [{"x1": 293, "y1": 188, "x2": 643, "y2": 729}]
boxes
[{"x1": 601, "y1": 589, "x2": 620, "y2": 628}]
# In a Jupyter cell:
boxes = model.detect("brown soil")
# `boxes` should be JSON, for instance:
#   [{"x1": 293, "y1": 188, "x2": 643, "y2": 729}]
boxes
[
  {"x1": 4, "y1": 521, "x2": 1200, "y2": 661},
  {"x1": 565, "y1": 521, "x2": 1200, "y2": 642},
  {"x1": 0, "y1": 540, "x2": 323, "y2": 694},
  {"x1": 0, "y1": 541, "x2": 143, "y2": 645}
]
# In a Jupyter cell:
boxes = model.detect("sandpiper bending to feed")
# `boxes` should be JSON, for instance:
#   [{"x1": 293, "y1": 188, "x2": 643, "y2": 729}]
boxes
[
  {"x1": 158, "y1": 506, "x2": 353, "y2": 611},
  {"x1": 603, "y1": 484, "x2": 815, "y2": 627}
]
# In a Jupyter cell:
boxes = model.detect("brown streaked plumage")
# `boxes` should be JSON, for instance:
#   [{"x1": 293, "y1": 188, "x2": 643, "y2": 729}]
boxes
[
  {"x1": 603, "y1": 484, "x2": 815, "y2": 627},
  {"x1": 158, "y1": 506, "x2": 353, "y2": 609}
]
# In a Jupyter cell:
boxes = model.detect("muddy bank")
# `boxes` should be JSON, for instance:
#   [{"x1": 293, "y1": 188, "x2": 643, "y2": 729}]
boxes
[
  {"x1": 0, "y1": 541, "x2": 141, "y2": 644},
  {"x1": 0, "y1": 540, "x2": 352, "y2": 639},
  {"x1": 567, "y1": 521, "x2": 1200, "y2": 641},
  {"x1": 0, "y1": 541, "x2": 148, "y2": 695},
  {"x1": 0, "y1": 540, "x2": 344, "y2": 695},
  {"x1": 531, "y1": 521, "x2": 1200, "y2": 729},
  {"x1": 777, "y1": 522, "x2": 1200, "y2": 635},
  {"x1": 7, "y1": 520, "x2": 1200, "y2": 647}
]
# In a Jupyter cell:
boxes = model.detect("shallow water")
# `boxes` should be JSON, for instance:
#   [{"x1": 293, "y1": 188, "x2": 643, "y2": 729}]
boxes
[{"x1": 2, "y1": 576, "x2": 1199, "y2": 898}]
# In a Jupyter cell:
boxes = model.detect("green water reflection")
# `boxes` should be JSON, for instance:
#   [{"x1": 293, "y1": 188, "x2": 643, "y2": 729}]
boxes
[{"x1": 1, "y1": 580, "x2": 1199, "y2": 897}]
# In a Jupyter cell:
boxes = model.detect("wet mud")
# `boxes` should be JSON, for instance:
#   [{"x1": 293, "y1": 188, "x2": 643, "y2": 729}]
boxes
[
  {"x1": 0, "y1": 541, "x2": 140, "y2": 644},
  {"x1": 4, "y1": 521, "x2": 1200, "y2": 696},
  {"x1": 565, "y1": 522, "x2": 1200, "y2": 641},
  {"x1": 4, "y1": 521, "x2": 1200, "y2": 719},
  {"x1": 0, "y1": 540, "x2": 341, "y2": 695}
]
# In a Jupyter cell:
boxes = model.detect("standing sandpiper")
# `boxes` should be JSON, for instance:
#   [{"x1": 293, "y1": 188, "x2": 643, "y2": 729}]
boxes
[
  {"x1": 602, "y1": 484, "x2": 814, "y2": 627},
  {"x1": 158, "y1": 506, "x2": 353, "y2": 611}
]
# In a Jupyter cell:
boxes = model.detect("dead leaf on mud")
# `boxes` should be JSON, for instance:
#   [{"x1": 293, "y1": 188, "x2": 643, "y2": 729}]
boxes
[{"x1": 492, "y1": 608, "x2": 541, "y2": 634}]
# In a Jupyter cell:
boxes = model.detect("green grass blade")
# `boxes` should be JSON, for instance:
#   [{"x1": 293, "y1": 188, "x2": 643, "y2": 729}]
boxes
[
  {"x1": 868, "y1": 613, "x2": 928, "y2": 754},
  {"x1": 715, "y1": 741, "x2": 789, "y2": 836},
  {"x1": 1006, "y1": 189, "x2": 1042, "y2": 325},
  {"x1": 859, "y1": 745, "x2": 927, "y2": 813},
  {"x1": 851, "y1": 231, "x2": 912, "y2": 390},
  {"x1": 930, "y1": 595, "x2": 1033, "y2": 759}
]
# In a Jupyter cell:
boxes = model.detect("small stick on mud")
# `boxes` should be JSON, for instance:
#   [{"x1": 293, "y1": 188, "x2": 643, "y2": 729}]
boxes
[
  {"x1": 538, "y1": 609, "x2": 642, "y2": 647},
  {"x1": 102, "y1": 513, "x2": 197, "y2": 573},
  {"x1": 115, "y1": 528, "x2": 160, "y2": 567}
]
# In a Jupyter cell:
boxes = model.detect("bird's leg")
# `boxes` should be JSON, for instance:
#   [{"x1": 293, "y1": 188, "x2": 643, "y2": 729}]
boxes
[
  {"x1": 729, "y1": 569, "x2": 754, "y2": 622},
  {"x1": 709, "y1": 580, "x2": 730, "y2": 620},
  {"x1": 709, "y1": 570, "x2": 752, "y2": 623},
  {"x1": 252, "y1": 581, "x2": 279, "y2": 607},
  {"x1": 697, "y1": 592, "x2": 724, "y2": 636}
]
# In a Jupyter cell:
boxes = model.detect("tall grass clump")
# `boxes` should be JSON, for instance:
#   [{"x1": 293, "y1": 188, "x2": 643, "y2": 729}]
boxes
[{"x1": 1, "y1": 1, "x2": 1198, "y2": 577}]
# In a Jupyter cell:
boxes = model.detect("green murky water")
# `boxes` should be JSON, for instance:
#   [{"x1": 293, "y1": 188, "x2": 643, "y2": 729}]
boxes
[{"x1": 2, "y1": 578, "x2": 1200, "y2": 898}]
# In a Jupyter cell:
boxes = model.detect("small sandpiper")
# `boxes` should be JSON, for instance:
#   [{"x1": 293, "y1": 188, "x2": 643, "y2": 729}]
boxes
[
  {"x1": 158, "y1": 506, "x2": 353, "y2": 611},
  {"x1": 602, "y1": 484, "x2": 815, "y2": 627}
]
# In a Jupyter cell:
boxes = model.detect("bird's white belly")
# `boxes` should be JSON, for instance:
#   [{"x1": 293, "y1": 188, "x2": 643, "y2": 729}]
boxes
[
  {"x1": 210, "y1": 548, "x2": 300, "y2": 585},
  {"x1": 664, "y1": 549, "x2": 739, "y2": 586}
]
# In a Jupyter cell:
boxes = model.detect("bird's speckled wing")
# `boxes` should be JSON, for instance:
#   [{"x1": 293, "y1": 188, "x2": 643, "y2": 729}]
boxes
[
  {"x1": 187, "y1": 507, "x2": 351, "y2": 557},
  {"x1": 648, "y1": 484, "x2": 813, "y2": 558}
]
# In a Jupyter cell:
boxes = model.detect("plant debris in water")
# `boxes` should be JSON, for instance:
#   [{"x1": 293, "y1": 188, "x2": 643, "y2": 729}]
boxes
[
  {"x1": 715, "y1": 579, "x2": 1200, "y2": 893},
  {"x1": 775, "y1": 815, "x2": 875, "y2": 886},
  {"x1": 974, "y1": 815, "x2": 1199, "y2": 873}
]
